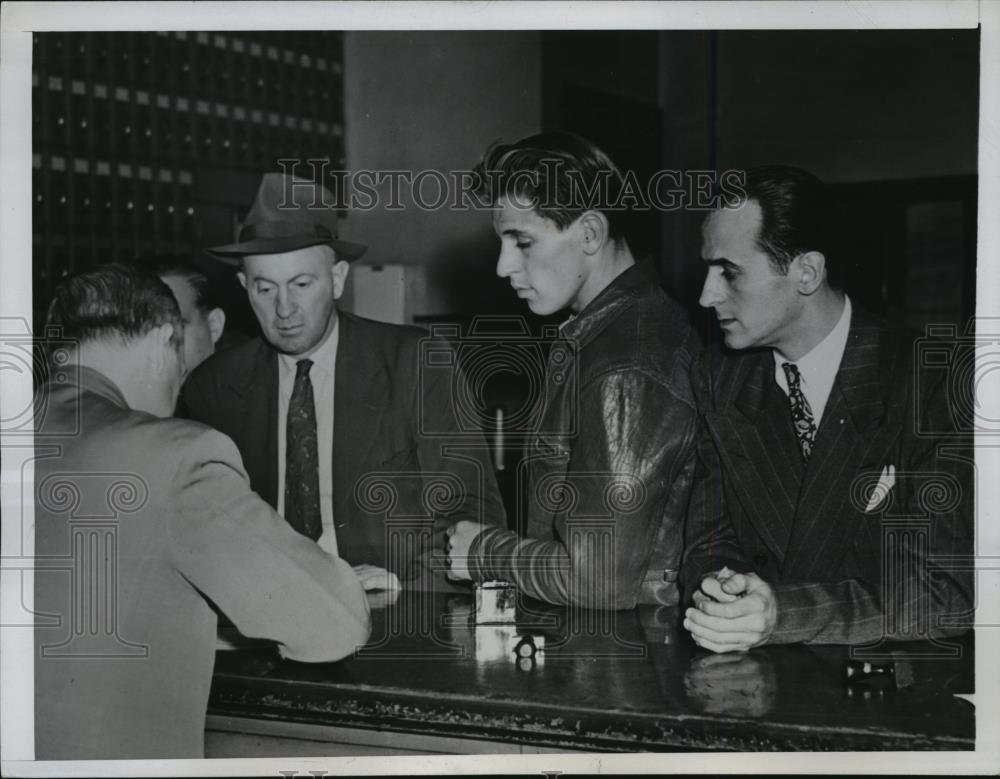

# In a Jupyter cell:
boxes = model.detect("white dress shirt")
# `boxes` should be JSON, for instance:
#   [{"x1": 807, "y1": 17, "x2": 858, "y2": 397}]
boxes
[
  {"x1": 277, "y1": 321, "x2": 339, "y2": 556},
  {"x1": 773, "y1": 295, "x2": 852, "y2": 427}
]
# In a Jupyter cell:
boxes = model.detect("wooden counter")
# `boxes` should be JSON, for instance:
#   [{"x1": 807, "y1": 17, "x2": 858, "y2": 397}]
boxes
[{"x1": 206, "y1": 588, "x2": 974, "y2": 755}]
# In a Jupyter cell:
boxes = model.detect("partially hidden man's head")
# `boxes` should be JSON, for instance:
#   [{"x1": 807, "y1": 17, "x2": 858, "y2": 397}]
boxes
[
  {"x1": 474, "y1": 132, "x2": 634, "y2": 316},
  {"x1": 206, "y1": 173, "x2": 367, "y2": 357},
  {"x1": 699, "y1": 165, "x2": 841, "y2": 352},
  {"x1": 154, "y1": 256, "x2": 226, "y2": 372},
  {"x1": 45, "y1": 263, "x2": 186, "y2": 415}
]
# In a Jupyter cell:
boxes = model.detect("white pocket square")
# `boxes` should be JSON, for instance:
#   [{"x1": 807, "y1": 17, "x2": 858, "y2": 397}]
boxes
[{"x1": 865, "y1": 464, "x2": 896, "y2": 513}]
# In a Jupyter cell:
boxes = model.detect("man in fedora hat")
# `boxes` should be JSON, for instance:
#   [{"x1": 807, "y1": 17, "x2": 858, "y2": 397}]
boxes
[{"x1": 181, "y1": 173, "x2": 504, "y2": 587}]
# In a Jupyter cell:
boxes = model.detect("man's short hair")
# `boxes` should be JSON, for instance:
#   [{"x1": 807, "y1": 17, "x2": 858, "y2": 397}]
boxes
[
  {"x1": 474, "y1": 131, "x2": 633, "y2": 246},
  {"x1": 724, "y1": 165, "x2": 843, "y2": 290},
  {"x1": 46, "y1": 263, "x2": 183, "y2": 349},
  {"x1": 151, "y1": 255, "x2": 219, "y2": 314}
]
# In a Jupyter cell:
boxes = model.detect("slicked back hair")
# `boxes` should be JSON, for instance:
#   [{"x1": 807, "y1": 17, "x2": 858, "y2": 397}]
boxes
[
  {"x1": 474, "y1": 131, "x2": 633, "y2": 247},
  {"x1": 152, "y1": 255, "x2": 218, "y2": 314},
  {"x1": 46, "y1": 263, "x2": 183, "y2": 351},
  {"x1": 725, "y1": 165, "x2": 843, "y2": 290}
]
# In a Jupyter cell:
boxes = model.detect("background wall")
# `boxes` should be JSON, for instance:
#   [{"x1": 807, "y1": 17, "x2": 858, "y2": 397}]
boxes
[
  {"x1": 28, "y1": 29, "x2": 980, "y2": 331},
  {"x1": 539, "y1": 29, "x2": 980, "y2": 318},
  {"x1": 341, "y1": 31, "x2": 541, "y2": 317},
  {"x1": 713, "y1": 29, "x2": 979, "y2": 182}
]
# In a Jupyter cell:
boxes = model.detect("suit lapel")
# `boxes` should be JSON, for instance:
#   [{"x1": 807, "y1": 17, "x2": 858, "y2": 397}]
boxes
[
  {"x1": 226, "y1": 341, "x2": 279, "y2": 508},
  {"x1": 785, "y1": 312, "x2": 900, "y2": 579},
  {"x1": 710, "y1": 353, "x2": 802, "y2": 567},
  {"x1": 333, "y1": 313, "x2": 390, "y2": 527}
]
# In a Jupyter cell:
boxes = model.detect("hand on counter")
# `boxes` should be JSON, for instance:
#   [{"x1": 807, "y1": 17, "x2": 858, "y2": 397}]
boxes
[
  {"x1": 684, "y1": 570, "x2": 777, "y2": 653},
  {"x1": 353, "y1": 564, "x2": 401, "y2": 593},
  {"x1": 444, "y1": 520, "x2": 485, "y2": 581}
]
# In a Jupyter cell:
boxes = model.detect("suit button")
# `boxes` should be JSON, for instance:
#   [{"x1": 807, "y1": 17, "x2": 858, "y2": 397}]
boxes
[{"x1": 752, "y1": 552, "x2": 768, "y2": 568}]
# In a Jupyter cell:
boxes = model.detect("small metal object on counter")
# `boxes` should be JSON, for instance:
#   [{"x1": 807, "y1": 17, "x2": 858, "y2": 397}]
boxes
[
  {"x1": 513, "y1": 634, "x2": 545, "y2": 667},
  {"x1": 845, "y1": 658, "x2": 896, "y2": 691},
  {"x1": 475, "y1": 624, "x2": 519, "y2": 663},
  {"x1": 473, "y1": 625, "x2": 546, "y2": 667},
  {"x1": 470, "y1": 581, "x2": 546, "y2": 667},
  {"x1": 474, "y1": 580, "x2": 517, "y2": 625}
]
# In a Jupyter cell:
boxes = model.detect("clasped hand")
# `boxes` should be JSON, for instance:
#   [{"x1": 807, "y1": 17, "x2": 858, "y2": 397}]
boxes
[{"x1": 683, "y1": 569, "x2": 777, "y2": 653}]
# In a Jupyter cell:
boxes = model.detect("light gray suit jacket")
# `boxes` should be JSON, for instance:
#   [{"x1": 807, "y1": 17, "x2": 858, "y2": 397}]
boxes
[{"x1": 34, "y1": 367, "x2": 370, "y2": 759}]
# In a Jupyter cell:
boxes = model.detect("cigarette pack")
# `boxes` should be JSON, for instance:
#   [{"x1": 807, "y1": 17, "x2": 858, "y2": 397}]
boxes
[{"x1": 474, "y1": 580, "x2": 516, "y2": 625}]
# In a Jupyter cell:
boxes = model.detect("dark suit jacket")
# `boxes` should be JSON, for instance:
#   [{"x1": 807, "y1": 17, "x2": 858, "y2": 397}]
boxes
[
  {"x1": 181, "y1": 311, "x2": 505, "y2": 578},
  {"x1": 681, "y1": 308, "x2": 974, "y2": 645},
  {"x1": 34, "y1": 368, "x2": 369, "y2": 759}
]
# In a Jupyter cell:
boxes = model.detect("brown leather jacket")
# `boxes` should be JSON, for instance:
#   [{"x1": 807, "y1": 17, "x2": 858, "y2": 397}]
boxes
[{"x1": 469, "y1": 262, "x2": 701, "y2": 608}]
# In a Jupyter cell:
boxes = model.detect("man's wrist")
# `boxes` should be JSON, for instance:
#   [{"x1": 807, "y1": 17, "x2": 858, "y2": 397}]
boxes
[
  {"x1": 766, "y1": 583, "x2": 799, "y2": 644},
  {"x1": 467, "y1": 525, "x2": 514, "y2": 582}
]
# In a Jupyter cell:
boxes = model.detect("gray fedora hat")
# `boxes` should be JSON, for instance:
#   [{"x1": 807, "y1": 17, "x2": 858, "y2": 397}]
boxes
[{"x1": 207, "y1": 172, "x2": 367, "y2": 264}]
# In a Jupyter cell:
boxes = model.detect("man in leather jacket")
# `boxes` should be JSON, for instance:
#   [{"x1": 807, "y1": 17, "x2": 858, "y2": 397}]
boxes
[{"x1": 445, "y1": 132, "x2": 701, "y2": 609}]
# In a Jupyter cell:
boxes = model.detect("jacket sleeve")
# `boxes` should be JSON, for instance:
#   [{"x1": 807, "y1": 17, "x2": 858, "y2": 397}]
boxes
[
  {"x1": 679, "y1": 360, "x2": 752, "y2": 604},
  {"x1": 768, "y1": 372, "x2": 974, "y2": 645},
  {"x1": 469, "y1": 369, "x2": 698, "y2": 609},
  {"x1": 166, "y1": 427, "x2": 371, "y2": 661}
]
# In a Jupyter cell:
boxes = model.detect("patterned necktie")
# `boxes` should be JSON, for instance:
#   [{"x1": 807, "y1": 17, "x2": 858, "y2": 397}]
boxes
[
  {"x1": 285, "y1": 359, "x2": 322, "y2": 540},
  {"x1": 782, "y1": 362, "x2": 817, "y2": 461}
]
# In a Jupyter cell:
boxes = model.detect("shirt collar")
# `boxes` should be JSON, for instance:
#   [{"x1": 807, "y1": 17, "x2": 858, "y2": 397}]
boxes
[
  {"x1": 773, "y1": 295, "x2": 851, "y2": 386},
  {"x1": 278, "y1": 316, "x2": 339, "y2": 378}
]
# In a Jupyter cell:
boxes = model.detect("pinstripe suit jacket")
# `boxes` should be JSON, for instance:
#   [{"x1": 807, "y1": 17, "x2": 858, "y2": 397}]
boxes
[{"x1": 681, "y1": 308, "x2": 974, "y2": 645}]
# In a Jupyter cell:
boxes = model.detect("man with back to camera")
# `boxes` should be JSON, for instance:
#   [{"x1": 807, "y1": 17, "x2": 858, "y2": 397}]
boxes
[
  {"x1": 33, "y1": 264, "x2": 370, "y2": 759},
  {"x1": 154, "y1": 255, "x2": 227, "y2": 372},
  {"x1": 445, "y1": 132, "x2": 701, "y2": 608},
  {"x1": 681, "y1": 165, "x2": 973, "y2": 650},
  {"x1": 181, "y1": 173, "x2": 504, "y2": 588}
]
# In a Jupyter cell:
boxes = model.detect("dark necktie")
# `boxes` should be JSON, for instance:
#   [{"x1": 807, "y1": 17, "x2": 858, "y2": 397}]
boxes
[
  {"x1": 782, "y1": 362, "x2": 817, "y2": 461},
  {"x1": 285, "y1": 359, "x2": 322, "y2": 540}
]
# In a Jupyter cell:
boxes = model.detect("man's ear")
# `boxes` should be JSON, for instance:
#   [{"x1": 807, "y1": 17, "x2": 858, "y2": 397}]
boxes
[
  {"x1": 796, "y1": 251, "x2": 826, "y2": 295},
  {"x1": 154, "y1": 322, "x2": 175, "y2": 349},
  {"x1": 147, "y1": 322, "x2": 177, "y2": 372},
  {"x1": 207, "y1": 307, "x2": 226, "y2": 345},
  {"x1": 237, "y1": 271, "x2": 247, "y2": 290},
  {"x1": 578, "y1": 210, "x2": 609, "y2": 257},
  {"x1": 331, "y1": 259, "x2": 351, "y2": 300}
]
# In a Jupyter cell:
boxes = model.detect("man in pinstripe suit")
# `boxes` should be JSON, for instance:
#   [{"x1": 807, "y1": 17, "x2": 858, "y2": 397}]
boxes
[{"x1": 681, "y1": 166, "x2": 973, "y2": 651}]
